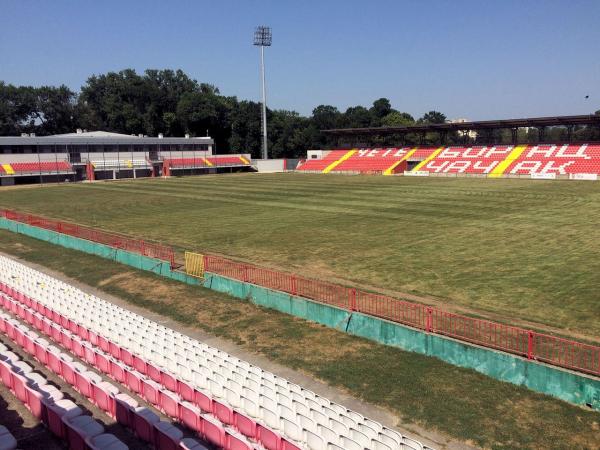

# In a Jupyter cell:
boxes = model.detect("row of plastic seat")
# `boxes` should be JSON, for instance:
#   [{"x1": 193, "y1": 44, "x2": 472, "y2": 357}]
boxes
[
  {"x1": 0, "y1": 294, "x2": 244, "y2": 450},
  {"x1": 418, "y1": 144, "x2": 600, "y2": 175},
  {"x1": 298, "y1": 144, "x2": 600, "y2": 175},
  {"x1": 0, "y1": 424, "x2": 17, "y2": 450},
  {"x1": 1, "y1": 256, "x2": 432, "y2": 445},
  {"x1": 166, "y1": 157, "x2": 250, "y2": 168},
  {"x1": 296, "y1": 151, "x2": 348, "y2": 171},
  {"x1": 11, "y1": 282, "x2": 378, "y2": 449},
  {"x1": 0, "y1": 255, "x2": 433, "y2": 450},
  {"x1": 0, "y1": 333, "x2": 127, "y2": 450},
  {"x1": 89, "y1": 160, "x2": 151, "y2": 169},
  {"x1": 0, "y1": 289, "x2": 288, "y2": 450},
  {"x1": 0, "y1": 161, "x2": 73, "y2": 175}
]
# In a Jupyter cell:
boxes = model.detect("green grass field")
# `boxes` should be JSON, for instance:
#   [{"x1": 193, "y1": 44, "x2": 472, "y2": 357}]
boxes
[{"x1": 1, "y1": 173, "x2": 600, "y2": 339}]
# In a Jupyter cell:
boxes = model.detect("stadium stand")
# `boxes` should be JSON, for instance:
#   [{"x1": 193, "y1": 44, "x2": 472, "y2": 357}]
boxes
[
  {"x1": 295, "y1": 150, "x2": 349, "y2": 172},
  {"x1": 0, "y1": 255, "x2": 434, "y2": 450},
  {"x1": 297, "y1": 148, "x2": 439, "y2": 175},
  {"x1": 89, "y1": 159, "x2": 152, "y2": 170},
  {"x1": 165, "y1": 155, "x2": 251, "y2": 169},
  {"x1": 0, "y1": 331, "x2": 127, "y2": 449},
  {"x1": 298, "y1": 143, "x2": 600, "y2": 178},
  {"x1": 1, "y1": 292, "x2": 211, "y2": 450},
  {"x1": 0, "y1": 161, "x2": 73, "y2": 176},
  {"x1": 503, "y1": 143, "x2": 600, "y2": 176},
  {"x1": 413, "y1": 145, "x2": 520, "y2": 174},
  {"x1": 0, "y1": 132, "x2": 256, "y2": 184}
]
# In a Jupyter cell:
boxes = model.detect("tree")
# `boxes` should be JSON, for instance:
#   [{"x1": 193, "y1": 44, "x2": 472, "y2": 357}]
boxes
[
  {"x1": 311, "y1": 105, "x2": 341, "y2": 131},
  {"x1": 342, "y1": 106, "x2": 371, "y2": 128},
  {"x1": 229, "y1": 101, "x2": 263, "y2": 157},
  {"x1": 0, "y1": 82, "x2": 78, "y2": 136},
  {"x1": 369, "y1": 98, "x2": 394, "y2": 127},
  {"x1": 419, "y1": 110, "x2": 447, "y2": 124},
  {"x1": 380, "y1": 111, "x2": 414, "y2": 127}
]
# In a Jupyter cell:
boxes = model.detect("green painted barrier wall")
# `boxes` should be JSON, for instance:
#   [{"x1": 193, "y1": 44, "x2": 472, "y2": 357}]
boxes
[
  {"x1": 204, "y1": 273, "x2": 600, "y2": 411},
  {"x1": 2, "y1": 217, "x2": 598, "y2": 411},
  {"x1": 0, "y1": 218, "x2": 201, "y2": 286}
]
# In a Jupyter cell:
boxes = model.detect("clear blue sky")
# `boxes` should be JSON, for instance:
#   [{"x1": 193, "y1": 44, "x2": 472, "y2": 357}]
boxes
[{"x1": 1, "y1": 0, "x2": 599, "y2": 120}]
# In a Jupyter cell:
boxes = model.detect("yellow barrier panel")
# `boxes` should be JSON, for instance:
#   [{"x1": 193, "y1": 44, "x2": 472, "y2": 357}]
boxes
[{"x1": 185, "y1": 251, "x2": 205, "y2": 278}]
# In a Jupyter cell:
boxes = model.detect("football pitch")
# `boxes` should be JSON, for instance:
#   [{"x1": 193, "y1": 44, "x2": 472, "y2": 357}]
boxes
[{"x1": 2, "y1": 173, "x2": 599, "y2": 338}]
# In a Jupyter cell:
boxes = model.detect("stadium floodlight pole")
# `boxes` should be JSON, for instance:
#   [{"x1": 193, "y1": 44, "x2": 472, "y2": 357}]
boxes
[{"x1": 253, "y1": 26, "x2": 272, "y2": 160}]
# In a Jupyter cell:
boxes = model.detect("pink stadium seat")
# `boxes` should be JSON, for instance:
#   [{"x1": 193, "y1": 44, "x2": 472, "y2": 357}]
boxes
[
  {"x1": 154, "y1": 421, "x2": 184, "y2": 450},
  {"x1": 194, "y1": 389, "x2": 213, "y2": 413},
  {"x1": 92, "y1": 381, "x2": 119, "y2": 416},
  {"x1": 114, "y1": 393, "x2": 138, "y2": 428},
  {"x1": 85, "y1": 433, "x2": 128, "y2": 450},
  {"x1": 226, "y1": 430, "x2": 254, "y2": 450},
  {"x1": 179, "y1": 401, "x2": 202, "y2": 432},
  {"x1": 161, "y1": 369, "x2": 178, "y2": 392},
  {"x1": 62, "y1": 414, "x2": 104, "y2": 450},
  {"x1": 0, "y1": 359, "x2": 14, "y2": 388},
  {"x1": 75, "y1": 369, "x2": 102, "y2": 400},
  {"x1": 147, "y1": 360, "x2": 162, "y2": 383},
  {"x1": 257, "y1": 423, "x2": 281, "y2": 450},
  {"x1": 46, "y1": 399, "x2": 83, "y2": 438},
  {"x1": 178, "y1": 378, "x2": 195, "y2": 402},
  {"x1": 141, "y1": 378, "x2": 162, "y2": 406},
  {"x1": 110, "y1": 359, "x2": 127, "y2": 383},
  {"x1": 132, "y1": 407, "x2": 160, "y2": 442},
  {"x1": 160, "y1": 388, "x2": 180, "y2": 418},
  {"x1": 200, "y1": 414, "x2": 226, "y2": 447},
  {"x1": 179, "y1": 437, "x2": 209, "y2": 450},
  {"x1": 132, "y1": 354, "x2": 147, "y2": 375},
  {"x1": 126, "y1": 368, "x2": 144, "y2": 394}
]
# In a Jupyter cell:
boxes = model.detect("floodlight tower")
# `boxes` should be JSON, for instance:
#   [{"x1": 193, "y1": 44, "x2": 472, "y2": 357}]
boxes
[{"x1": 253, "y1": 26, "x2": 272, "y2": 160}]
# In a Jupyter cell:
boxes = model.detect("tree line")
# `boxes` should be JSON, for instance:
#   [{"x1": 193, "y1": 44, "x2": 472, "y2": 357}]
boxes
[{"x1": 1, "y1": 68, "x2": 598, "y2": 157}]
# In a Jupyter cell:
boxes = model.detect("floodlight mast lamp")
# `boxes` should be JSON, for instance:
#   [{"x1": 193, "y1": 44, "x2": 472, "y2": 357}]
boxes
[{"x1": 254, "y1": 26, "x2": 272, "y2": 160}]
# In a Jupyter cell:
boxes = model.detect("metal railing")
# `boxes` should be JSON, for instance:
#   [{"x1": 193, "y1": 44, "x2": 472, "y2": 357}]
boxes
[{"x1": 2, "y1": 209, "x2": 175, "y2": 269}]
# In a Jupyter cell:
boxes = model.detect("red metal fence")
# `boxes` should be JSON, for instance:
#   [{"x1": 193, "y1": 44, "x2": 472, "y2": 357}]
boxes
[
  {"x1": 2, "y1": 209, "x2": 599, "y2": 376},
  {"x1": 1, "y1": 209, "x2": 175, "y2": 268},
  {"x1": 203, "y1": 254, "x2": 600, "y2": 376}
]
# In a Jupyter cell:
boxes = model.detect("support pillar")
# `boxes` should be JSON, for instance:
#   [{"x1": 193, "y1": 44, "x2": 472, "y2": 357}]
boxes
[
  {"x1": 538, "y1": 126, "x2": 546, "y2": 143},
  {"x1": 439, "y1": 131, "x2": 447, "y2": 145},
  {"x1": 85, "y1": 162, "x2": 95, "y2": 182},
  {"x1": 511, "y1": 128, "x2": 518, "y2": 145}
]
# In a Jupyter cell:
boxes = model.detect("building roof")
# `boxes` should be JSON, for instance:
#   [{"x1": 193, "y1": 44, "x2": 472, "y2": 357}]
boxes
[
  {"x1": 0, "y1": 131, "x2": 213, "y2": 146},
  {"x1": 322, "y1": 114, "x2": 600, "y2": 136},
  {"x1": 51, "y1": 131, "x2": 135, "y2": 138}
]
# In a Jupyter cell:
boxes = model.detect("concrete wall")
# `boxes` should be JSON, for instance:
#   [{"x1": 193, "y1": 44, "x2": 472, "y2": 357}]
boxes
[
  {"x1": 253, "y1": 159, "x2": 286, "y2": 172},
  {"x1": 203, "y1": 272, "x2": 600, "y2": 411},
  {"x1": 0, "y1": 218, "x2": 200, "y2": 286}
]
